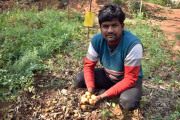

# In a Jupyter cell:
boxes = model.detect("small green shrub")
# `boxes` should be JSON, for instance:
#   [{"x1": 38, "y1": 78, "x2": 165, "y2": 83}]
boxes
[
  {"x1": 175, "y1": 34, "x2": 180, "y2": 40},
  {"x1": 0, "y1": 8, "x2": 85, "y2": 100},
  {"x1": 144, "y1": 0, "x2": 172, "y2": 6},
  {"x1": 111, "y1": 0, "x2": 126, "y2": 4}
]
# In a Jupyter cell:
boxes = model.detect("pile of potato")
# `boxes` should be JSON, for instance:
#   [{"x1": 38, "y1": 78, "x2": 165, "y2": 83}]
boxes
[{"x1": 80, "y1": 91, "x2": 97, "y2": 110}]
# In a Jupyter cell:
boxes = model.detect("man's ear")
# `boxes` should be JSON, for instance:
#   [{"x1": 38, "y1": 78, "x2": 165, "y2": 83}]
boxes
[{"x1": 122, "y1": 23, "x2": 124, "y2": 29}]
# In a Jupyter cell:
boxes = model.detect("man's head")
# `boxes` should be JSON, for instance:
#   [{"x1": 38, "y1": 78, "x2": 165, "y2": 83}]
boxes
[{"x1": 98, "y1": 3, "x2": 125, "y2": 43}]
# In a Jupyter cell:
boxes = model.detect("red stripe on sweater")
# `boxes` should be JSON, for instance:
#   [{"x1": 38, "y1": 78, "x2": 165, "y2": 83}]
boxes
[
  {"x1": 84, "y1": 57, "x2": 97, "y2": 89},
  {"x1": 105, "y1": 65, "x2": 140, "y2": 98}
]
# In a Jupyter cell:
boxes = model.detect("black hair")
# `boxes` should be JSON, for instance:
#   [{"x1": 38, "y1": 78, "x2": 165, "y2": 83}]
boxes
[{"x1": 98, "y1": 3, "x2": 125, "y2": 26}]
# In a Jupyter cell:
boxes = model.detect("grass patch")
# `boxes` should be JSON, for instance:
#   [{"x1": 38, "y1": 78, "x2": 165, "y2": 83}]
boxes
[
  {"x1": 125, "y1": 14, "x2": 178, "y2": 79},
  {"x1": 0, "y1": 8, "x2": 86, "y2": 101},
  {"x1": 175, "y1": 34, "x2": 180, "y2": 40}
]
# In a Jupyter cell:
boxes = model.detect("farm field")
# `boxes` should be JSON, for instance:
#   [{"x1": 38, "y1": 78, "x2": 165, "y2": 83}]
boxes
[{"x1": 0, "y1": 0, "x2": 180, "y2": 119}]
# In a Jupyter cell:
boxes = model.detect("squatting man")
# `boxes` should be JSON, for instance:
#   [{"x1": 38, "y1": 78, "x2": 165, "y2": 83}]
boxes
[{"x1": 74, "y1": 3, "x2": 143, "y2": 111}]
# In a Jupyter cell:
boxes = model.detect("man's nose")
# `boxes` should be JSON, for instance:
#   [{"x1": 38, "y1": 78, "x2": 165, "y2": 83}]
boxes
[{"x1": 107, "y1": 26, "x2": 113, "y2": 33}]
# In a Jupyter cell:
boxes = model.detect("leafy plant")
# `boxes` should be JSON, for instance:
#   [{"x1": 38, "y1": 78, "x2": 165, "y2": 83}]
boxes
[
  {"x1": 0, "y1": 8, "x2": 85, "y2": 101},
  {"x1": 103, "y1": 108, "x2": 112, "y2": 118},
  {"x1": 175, "y1": 34, "x2": 180, "y2": 40},
  {"x1": 111, "y1": 0, "x2": 126, "y2": 4},
  {"x1": 143, "y1": 0, "x2": 172, "y2": 6}
]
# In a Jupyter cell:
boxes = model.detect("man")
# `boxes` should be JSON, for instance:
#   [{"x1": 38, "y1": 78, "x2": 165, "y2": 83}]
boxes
[{"x1": 74, "y1": 3, "x2": 143, "y2": 111}]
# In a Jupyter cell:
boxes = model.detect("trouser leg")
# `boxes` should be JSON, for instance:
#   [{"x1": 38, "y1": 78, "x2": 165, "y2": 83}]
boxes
[
  {"x1": 74, "y1": 68, "x2": 115, "y2": 89},
  {"x1": 119, "y1": 77, "x2": 142, "y2": 111}
]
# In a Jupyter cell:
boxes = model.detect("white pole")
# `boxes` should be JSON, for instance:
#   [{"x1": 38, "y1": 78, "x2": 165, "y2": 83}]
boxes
[{"x1": 140, "y1": 0, "x2": 142, "y2": 14}]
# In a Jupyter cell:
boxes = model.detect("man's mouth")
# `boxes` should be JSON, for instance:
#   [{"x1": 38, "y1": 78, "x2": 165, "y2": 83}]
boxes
[
  {"x1": 106, "y1": 33, "x2": 116, "y2": 37},
  {"x1": 106, "y1": 35, "x2": 115, "y2": 38}
]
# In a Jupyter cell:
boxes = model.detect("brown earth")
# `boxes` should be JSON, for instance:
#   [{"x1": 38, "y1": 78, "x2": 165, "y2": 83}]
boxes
[
  {"x1": 160, "y1": 8, "x2": 180, "y2": 53},
  {"x1": 143, "y1": 2, "x2": 180, "y2": 57}
]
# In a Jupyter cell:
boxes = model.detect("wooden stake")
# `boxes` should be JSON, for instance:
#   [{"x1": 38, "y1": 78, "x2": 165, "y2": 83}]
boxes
[
  {"x1": 140, "y1": 0, "x2": 142, "y2": 14},
  {"x1": 87, "y1": 0, "x2": 92, "y2": 39}
]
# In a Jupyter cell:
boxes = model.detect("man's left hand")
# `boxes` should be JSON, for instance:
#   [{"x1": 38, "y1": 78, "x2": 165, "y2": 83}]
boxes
[
  {"x1": 87, "y1": 96, "x2": 103, "y2": 110},
  {"x1": 87, "y1": 93, "x2": 108, "y2": 110}
]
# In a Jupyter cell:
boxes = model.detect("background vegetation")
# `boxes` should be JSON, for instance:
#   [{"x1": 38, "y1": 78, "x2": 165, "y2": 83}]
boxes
[
  {"x1": 112, "y1": 0, "x2": 180, "y2": 12},
  {"x1": 0, "y1": 7, "x2": 85, "y2": 101}
]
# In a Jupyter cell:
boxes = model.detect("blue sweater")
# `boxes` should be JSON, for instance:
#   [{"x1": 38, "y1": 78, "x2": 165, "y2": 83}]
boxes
[{"x1": 91, "y1": 30, "x2": 143, "y2": 81}]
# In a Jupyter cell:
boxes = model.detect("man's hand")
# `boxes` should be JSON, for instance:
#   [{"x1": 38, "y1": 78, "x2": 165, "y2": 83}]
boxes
[
  {"x1": 87, "y1": 96, "x2": 102, "y2": 110},
  {"x1": 87, "y1": 87, "x2": 95, "y2": 94},
  {"x1": 79, "y1": 91, "x2": 108, "y2": 112},
  {"x1": 87, "y1": 92, "x2": 108, "y2": 110}
]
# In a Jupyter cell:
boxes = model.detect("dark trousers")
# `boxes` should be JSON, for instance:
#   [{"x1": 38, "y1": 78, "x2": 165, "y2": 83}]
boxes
[{"x1": 74, "y1": 68, "x2": 142, "y2": 111}]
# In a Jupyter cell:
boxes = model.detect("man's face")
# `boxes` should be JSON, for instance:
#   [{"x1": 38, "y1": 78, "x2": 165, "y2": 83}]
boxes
[{"x1": 100, "y1": 19, "x2": 124, "y2": 43}]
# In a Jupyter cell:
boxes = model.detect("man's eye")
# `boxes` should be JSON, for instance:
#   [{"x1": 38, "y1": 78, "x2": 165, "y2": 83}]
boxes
[
  {"x1": 112, "y1": 24, "x2": 118, "y2": 27},
  {"x1": 103, "y1": 25, "x2": 108, "y2": 28}
]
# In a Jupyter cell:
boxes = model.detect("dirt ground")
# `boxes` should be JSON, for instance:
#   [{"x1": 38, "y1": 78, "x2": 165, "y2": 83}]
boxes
[
  {"x1": 0, "y1": 0, "x2": 180, "y2": 120},
  {"x1": 160, "y1": 8, "x2": 180, "y2": 54},
  {"x1": 143, "y1": 2, "x2": 180, "y2": 57}
]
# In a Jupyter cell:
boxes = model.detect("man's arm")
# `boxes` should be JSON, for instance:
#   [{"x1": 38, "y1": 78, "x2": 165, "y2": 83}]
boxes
[
  {"x1": 84, "y1": 57, "x2": 97, "y2": 93},
  {"x1": 104, "y1": 44, "x2": 143, "y2": 98},
  {"x1": 84, "y1": 42, "x2": 99, "y2": 93}
]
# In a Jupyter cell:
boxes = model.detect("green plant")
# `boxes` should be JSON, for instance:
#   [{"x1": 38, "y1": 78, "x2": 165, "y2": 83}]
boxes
[
  {"x1": 102, "y1": 108, "x2": 112, "y2": 118},
  {"x1": 111, "y1": 0, "x2": 125, "y2": 4},
  {"x1": 126, "y1": 0, "x2": 147, "y2": 14},
  {"x1": 150, "y1": 77, "x2": 163, "y2": 84},
  {"x1": 170, "y1": 75, "x2": 180, "y2": 90},
  {"x1": 144, "y1": 0, "x2": 172, "y2": 7},
  {"x1": 175, "y1": 34, "x2": 180, "y2": 40},
  {"x1": 0, "y1": 8, "x2": 86, "y2": 101},
  {"x1": 154, "y1": 114, "x2": 163, "y2": 120},
  {"x1": 165, "y1": 111, "x2": 180, "y2": 120}
]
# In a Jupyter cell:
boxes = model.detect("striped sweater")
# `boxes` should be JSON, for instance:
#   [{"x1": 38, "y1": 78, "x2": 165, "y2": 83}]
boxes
[{"x1": 84, "y1": 30, "x2": 143, "y2": 98}]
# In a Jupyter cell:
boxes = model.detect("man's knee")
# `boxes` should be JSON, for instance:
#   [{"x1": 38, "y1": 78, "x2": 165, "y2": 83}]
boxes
[
  {"x1": 119, "y1": 96, "x2": 140, "y2": 111},
  {"x1": 74, "y1": 72, "x2": 86, "y2": 88}
]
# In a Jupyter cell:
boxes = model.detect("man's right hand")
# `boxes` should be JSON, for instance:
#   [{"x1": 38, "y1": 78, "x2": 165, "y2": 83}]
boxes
[{"x1": 87, "y1": 87, "x2": 95, "y2": 94}]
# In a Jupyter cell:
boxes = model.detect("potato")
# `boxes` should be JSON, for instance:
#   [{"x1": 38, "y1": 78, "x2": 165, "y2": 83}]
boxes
[
  {"x1": 52, "y1": 101, "x2": 57, "y2": 104},
  {"x1": 81, "y1": 105, "x2": 87, "y2": 110},
  {"x1": 53, "y1": 114, "x2": 57, "y2": 118},
  {"x1": 86, "y1": 95, "x2": 91, "y2": 99},
  {"x1": 81, "y1": 97, "x2": 88, "y2": 104},
  {"x1": 47, "y1": 101, "x2": 51, "y2": 104},
  {"x1": 45, "y1": 108, "x2": 50, "y2": 112},
  {"x1": 89, "y1": 99, "x2": 95, "y2": 106},
  {"x1": 66, "y1": 107, "x2": 70, "y2": 112},
  {"x1": 74, "y1": 113, "x2": 79, "y2": 117},
  {"x1": 91, "y1": 94, "x2": 97, "y2": 101},
  {"x1": 85, "y1": 91, "x2": 91, "y2": 96},
  {"x1": 60, "y1": 115, "x2": 64, "y2": 119},
  {"x1": 45, "y1": 113, "x2": 48, "y2": 117},
  {"x1": 77, "y1": 114, "x2": 82, "y2": 120},
  {"x1": 66, "y1": 113, "x2": 70, "y2": 117},
  {"x1": 80, "y1": 92, "x2": 97, "y2": 110},
  {"x1": 51, "y1": 110, "x2": 55, "y2": 113},
  {"x1": 81, "y1": 94, "x2": 87, "y2": 98}
]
